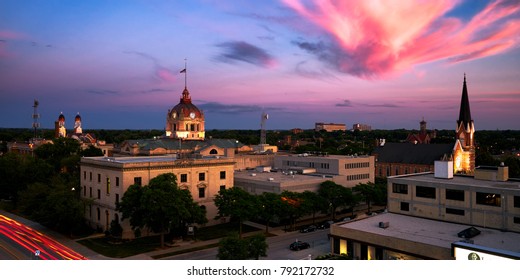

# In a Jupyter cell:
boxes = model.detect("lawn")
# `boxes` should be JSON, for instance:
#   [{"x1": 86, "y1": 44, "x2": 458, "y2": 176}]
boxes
[{"x1": 78, "y1": 222, "x2": 261, "y2": 258}]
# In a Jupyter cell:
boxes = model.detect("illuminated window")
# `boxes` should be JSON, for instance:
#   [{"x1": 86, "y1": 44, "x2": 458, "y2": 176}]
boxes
[
  {"x1": 106, "y1": 178, "x2": 110, "y2": 194},
  {"x1": 476, "y1": 192, "x2": 501, "y2": 207}
]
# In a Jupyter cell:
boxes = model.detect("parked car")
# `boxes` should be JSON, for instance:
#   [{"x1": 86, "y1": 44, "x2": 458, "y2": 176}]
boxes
[
  {"x1": 317, "y1": 220, "x2": 334, "y2": 229},
  {"x1": 289, "y1": 241, "x2": 310, "y2": 251},
  {"x1": 299, "y1": 225, "x2": 317, "y2": 233}
]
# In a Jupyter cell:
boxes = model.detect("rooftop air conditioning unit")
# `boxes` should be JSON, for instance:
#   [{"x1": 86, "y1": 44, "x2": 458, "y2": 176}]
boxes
[
  {"x1": 379, "y1": 222, "x2": 389, "y2": 229},
  {"x1": 268, "y1": 178, "x2": 274, "y2": 181},
  {"x1": 251, "y1": 173, "x2": 256, "y2": 177}
]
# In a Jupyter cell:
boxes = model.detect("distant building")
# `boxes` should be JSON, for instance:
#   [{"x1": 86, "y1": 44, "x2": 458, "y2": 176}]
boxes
[
  {"x1": 353, "y1": 123, "x2": 372, "y2": 132},
  {"x1": 274, "y1": 154, "x2": 374, "y2": 188},
  {"x1": 315, "y1": 122, "x2": 346, "y2": 132},
  {"x1": 405, "y1": 118, "x2": 434, "y2": 144},
  {"x1": 372, "y1": 142, "x2": 453, "y2": 178},
  {"x1": 80, "y1": 155, "x2": 235, "y2": 238},
  {"x1": 291, "y1": 128, "x2": 304, "y2": 134}
]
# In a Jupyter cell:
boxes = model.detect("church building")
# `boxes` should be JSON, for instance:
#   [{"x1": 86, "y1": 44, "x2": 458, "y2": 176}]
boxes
[{"x1": 453, "y1": 74, "x2": 476, "y2": 174}]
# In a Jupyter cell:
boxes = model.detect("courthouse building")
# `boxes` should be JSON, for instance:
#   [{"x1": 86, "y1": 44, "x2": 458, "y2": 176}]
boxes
[{"x1": 80, "y1": 155, "x2": 235, "y2": 238}]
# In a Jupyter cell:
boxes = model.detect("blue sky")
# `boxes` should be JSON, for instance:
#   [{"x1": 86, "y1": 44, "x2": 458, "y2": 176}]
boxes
[{"x1": 1, "y1": 0, "x2": 519, "y2": 131}]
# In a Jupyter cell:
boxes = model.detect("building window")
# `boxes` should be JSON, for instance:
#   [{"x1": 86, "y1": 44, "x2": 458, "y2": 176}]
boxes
[
  {"x1": 83, "y1": 171, "x2": 86, "y2": 180},
  {"x1": 514, "y1": 196, "x2": 520, "y2": 208},
  {"x1": 514, "y1": 217, "x2": 520, "y2": 224},
  {"x1": 115, "y1": 177, "x2": 120, "y2": 187},
  {"x1": 476, "y1": 192, "x2": 501, "y2": 207},
  {"x1": 220, "y1": 171, "x2": 226, "y2": 179},
  {"x1": 89, "y1": 172, "x2": 92, "y2": 181},
  {"x1": 386, "y1": 166, "x2": 391, "y2": 177},
  {"x1": 180, "y1": 174, "x2": 188, "y2": 183},
  {"x1": 97, "y1": 208, "x2": 100, "y2": 221},
  {"x1": 115, "y1": 194, "x2": 119, "y2": 205},
  {"x1": 446, "y1": 189, "x2": 465, "y2": 201},
  {"x1": 97, "y1": 174, "x2": 101, "y2": 183},
  {"x1": 220, "y1": 185, "x2": 226, "y2": 191},
  {"x1": 97, "y1": 189, "x2": 101, "y2": 199},
  {"x1": 400, "y1": 202, "x2": 409, "y2": 211},
  {"x1": 416, "y1": 186, "x2": 436, "y2": 199},
  {"x1": 395, "y1": 166, "x2": 399, "y2": 176},
  {"x1": 106, "y1": 178, "x2": 110, "y2": 194},
  {"x1": 392, "y1": 183, "x2": 408, "y2": 194},
  {"x1": 83, "y1": 186, "x2": 86, "y2": 197},
  {"x1": 198, "y1": 187, "x2": 205, "y2": 198},
  {"x1": 134, "y1": 177, "x2": 142, "y2": 186},
  {"x1": 446, "y1": 208, "x2": 465, "y2": 216},
  {"x1": 199, "y1": 173, "x2": 205, "y2": 181},
  {"x1": 89, "y1": 187, "x2": 92, "y2": 198}
]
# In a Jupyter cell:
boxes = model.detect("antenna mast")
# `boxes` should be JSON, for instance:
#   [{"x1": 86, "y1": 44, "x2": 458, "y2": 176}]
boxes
[
  {"x1": 32, "y1": 99, "x2": 40, "y2": 138},
  {"x1": 260, "y1": 112, "x2": 268, "y2": 145}
]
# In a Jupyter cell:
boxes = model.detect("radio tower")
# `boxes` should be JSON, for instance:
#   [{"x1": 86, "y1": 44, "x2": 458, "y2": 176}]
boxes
[{"x1": 32, "y1": 100, "x2": 40, "y2": 138}]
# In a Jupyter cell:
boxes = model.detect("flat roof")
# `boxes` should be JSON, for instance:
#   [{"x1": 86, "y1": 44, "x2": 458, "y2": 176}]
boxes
[
  {"x1": 82, "y1": 155, "x2": 231, "y2": 164},
  {"x1": 389, "y1": 172, "x2": 520, "y2": 191},
  {"x1": 234, "y1": 170, "x2": 334, "y2": 184},
  {"x1": 336, "y1": 212, "x2": 520, "y2": 253},
  {"x1": 277, "y1": 154, "x2": 372, "y2": 159}
]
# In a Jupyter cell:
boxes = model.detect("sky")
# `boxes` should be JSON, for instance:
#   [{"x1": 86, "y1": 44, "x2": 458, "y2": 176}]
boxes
[{"x1": 1, "y1": 0, "x2": 519, "y2": 131}]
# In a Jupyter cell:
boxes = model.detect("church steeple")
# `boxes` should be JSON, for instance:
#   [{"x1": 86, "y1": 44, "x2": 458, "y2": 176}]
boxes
[
  {"x1": 457, "y1": 73, "x2": 472, "y2": 129},
  {"x1": 454, "y1": 74, "x2": 475, "y2": 174}
]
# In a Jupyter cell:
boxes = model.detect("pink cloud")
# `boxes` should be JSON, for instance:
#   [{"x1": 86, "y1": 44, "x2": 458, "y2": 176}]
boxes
[
  {"x1": 282, "y1": 0, "x2": 520, "y2": 79},
  {"x1": 156, "y1": 67, "x2": 177, "y2": 83}
]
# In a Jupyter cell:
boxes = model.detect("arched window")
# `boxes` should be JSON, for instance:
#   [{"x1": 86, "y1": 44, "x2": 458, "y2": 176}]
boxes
[{"x1": 209, "y1": 149, "x2": 218, "y2": 154}]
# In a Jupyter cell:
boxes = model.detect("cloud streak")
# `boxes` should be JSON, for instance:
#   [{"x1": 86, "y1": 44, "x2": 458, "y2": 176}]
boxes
[
  {"x1": 199, "y1": 101, "x2": 282, "y2": 114},
  {"x1": 282, "y1": 0, "x2": 520, "y2": 79},
  {"x1": 215, "y1": 41, "x2": 277, "y2": 68},
  {"x1": 123, "y1": 51, "x2": 177, "y2": 83}
]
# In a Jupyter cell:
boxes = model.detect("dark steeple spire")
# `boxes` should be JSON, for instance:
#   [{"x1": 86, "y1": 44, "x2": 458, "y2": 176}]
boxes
[{"x1": 457, "y1": 73, "x2": 472, "y2": 127}]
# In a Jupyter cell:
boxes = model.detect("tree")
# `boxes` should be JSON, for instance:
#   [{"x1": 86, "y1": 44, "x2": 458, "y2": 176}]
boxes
[
  {"x1": 353, "y1": 182, "x2": 379, "y2": 214},
  {"x1": 117, "y1": 173, "x2": 207, "y2": 247},
  {"x1": 257, "y1": 192, "x2": 283, "y2": 233},
  {"x1": 300, "y1": 191, "x2": 327, "y2": 225},
  {"x1": 217, "y1": 233, "x2": 268, "y2": 260},
  {"x1": 214, "y1": 187, "x2": 258, "y2": 238},
  {"x1": 318, "y1": 181, "x2": 354, "y2": 220},
  {"x1": 80, "y1": 145, "x2": 104, "y2": 157}
]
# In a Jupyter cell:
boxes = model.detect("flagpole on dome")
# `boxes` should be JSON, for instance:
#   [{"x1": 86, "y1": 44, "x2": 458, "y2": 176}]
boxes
[{"x1": 180, "y1": 58, "x2": 187, "y2": 89}]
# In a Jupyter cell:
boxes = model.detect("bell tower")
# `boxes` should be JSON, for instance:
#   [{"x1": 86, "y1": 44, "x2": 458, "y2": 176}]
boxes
[{"x1": 453, "y1": 74, "x2": 475, "y2": 174}]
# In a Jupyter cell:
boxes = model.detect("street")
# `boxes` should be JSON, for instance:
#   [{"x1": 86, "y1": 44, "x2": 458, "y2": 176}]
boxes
[
  {"x1": 0, "y1": 214, "x2": 87, "y2": 260},
  {"x1": 164, "y1": 228, "x2": 330, "y2": 260}
]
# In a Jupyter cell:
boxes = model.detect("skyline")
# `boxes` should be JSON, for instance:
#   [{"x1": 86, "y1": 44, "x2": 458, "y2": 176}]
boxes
[{"x1": 1, "y1": 0, "x2": 519, "y2": 131}]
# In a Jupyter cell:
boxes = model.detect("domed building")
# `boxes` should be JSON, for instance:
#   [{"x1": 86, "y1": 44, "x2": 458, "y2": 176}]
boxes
[
  {"x1": 55, "y1": 112, "x2": 66, "y2": 138},
  {"x1": 165, "y1": 87, "x2": 205, "y2": 140}
]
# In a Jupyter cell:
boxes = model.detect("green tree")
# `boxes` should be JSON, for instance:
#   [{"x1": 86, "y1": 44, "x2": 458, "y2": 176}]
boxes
[
  {"x1": 353, "y1": 182, "x2": 379, "y2": 214},
  {"x1": 318, "y1": 181, "x2": 354, "y2": 220},
  {"x1": 217, "y1": 233, "x2": 268, "y2": 260},
  {"x1": 279, "y1": 191, "x2": 304, "y2": 231},
  {"x1": 247, "y1": 233, "x2": 268, "y2": 260},
  {"x1": 300, "y1": 191, "x2": 327, "y2": 225},
  {"x1": 117, "y1": 173, "x2": 207, "y2": 247},
  {"x1": 80, "y1": 145, "x2": 104, "y2": 157},
  {"x1": 214, "y1": 187, "x2": 258, "y2": 239},
  {"x1": 258, "y1": 192, "x2": 283, "y2": 233}
]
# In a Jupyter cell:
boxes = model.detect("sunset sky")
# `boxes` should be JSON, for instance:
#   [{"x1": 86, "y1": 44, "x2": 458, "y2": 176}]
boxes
[{"x1": 1, "y1": 0, "x2": 519, "y2": 131}]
